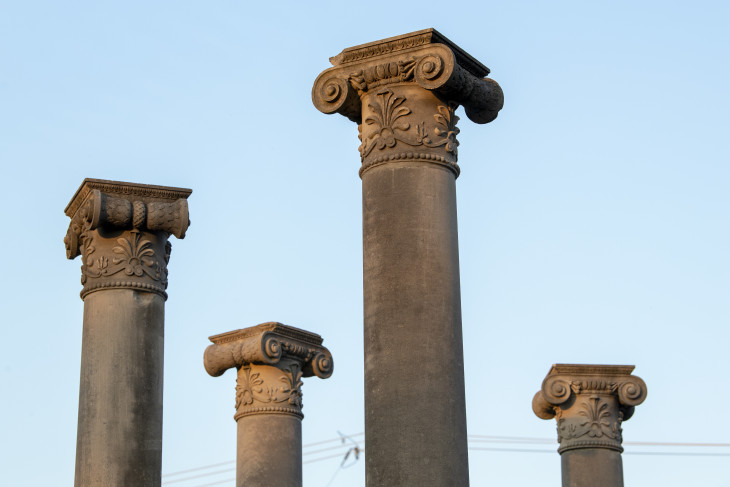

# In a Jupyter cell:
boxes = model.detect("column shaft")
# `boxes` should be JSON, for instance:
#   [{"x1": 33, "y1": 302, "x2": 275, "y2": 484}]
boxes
[
  {"x1": 75, "y1": 290, "x2": 164, "y2": 486},
  {"x1": 236, "y1": 413, "x2": 302, "y2": 487},
  {"x1": 363, "y1": 162, "x2": 468, "y2": 486},
  {"x1": 561, "y1": 450, "x2": 624, "y2": 487}
]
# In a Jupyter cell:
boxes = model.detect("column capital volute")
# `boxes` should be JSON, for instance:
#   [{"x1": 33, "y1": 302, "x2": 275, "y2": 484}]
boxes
[
  {"x1": 64, "y1": 179, "x2": 192, "y2": 300},
  {"x1": 312, "y1": 28, "x2": 503, "y2": 125},
  {"x1": 204, "y1": 322, "x2": 333, "y2": 421},
  {"x1": 533, "y1": 364, "x2": 647, "y2": 454},
  {"x1": 203, "y1": 322, "x2": 334, "y2": 379},
  {"x1": 312, "y1": 29, "x2": 503, "y2": 177},
  {"x1": 64, "y1": 178, "x2": 192, "y2": 259}
]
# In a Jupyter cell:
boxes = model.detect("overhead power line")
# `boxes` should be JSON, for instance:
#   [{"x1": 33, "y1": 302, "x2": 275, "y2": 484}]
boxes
[
  {"x1": 161, "y1": 461, "x2": 234, "y2": 479},
  {"x1": 305, "y1": 451, "x2": 362, "y2": 465},
  {"x1": 469, "y1": 434, "x2": 730, "y2": 447},
  {"x1": 625, "y1": 440, "x2": 730, "y2": 447},
  {"x1": 470, "y1": 447, "x2": 553, "y2": 453},
  {"x1": 194, "y1": 478, "x2": 235, "y2": 487},
  {"x1": 323, "y1": 431, "x2": 363, "y2": 487},
  {"x1": 160, "y1": 431, "x2": 730, "y2": 486},
  {"x1": 164, "y1": 468, "x2": 235, "y2": 485},
  {"x1": 162, "y1": 434, "x2": 366, "y2": 482}
]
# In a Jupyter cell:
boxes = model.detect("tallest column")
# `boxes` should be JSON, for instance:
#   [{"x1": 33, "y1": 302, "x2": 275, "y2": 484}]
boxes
[{"x1": 313, "y1": 29, "x2": 503, "y2": 487}]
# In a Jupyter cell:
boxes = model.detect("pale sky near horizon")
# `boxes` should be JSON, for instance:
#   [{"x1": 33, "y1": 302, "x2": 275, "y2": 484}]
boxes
[{"x1": 1, "y1": 1, "x2": 729, "y2": 486}]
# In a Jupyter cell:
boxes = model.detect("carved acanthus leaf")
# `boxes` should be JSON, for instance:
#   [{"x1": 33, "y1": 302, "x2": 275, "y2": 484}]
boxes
[
  {"x1": 80, "y1": 229, "x2": 168, "y2": 289},
  {"x1": 234, "y1": 363, "x2": 306, "y2": 419},
  {"x1": 534, "y1": 365, "x2": 646, "y2": 454},
  {"x1": 359, "y1": 90, "x2": 461, "y2": 159}
]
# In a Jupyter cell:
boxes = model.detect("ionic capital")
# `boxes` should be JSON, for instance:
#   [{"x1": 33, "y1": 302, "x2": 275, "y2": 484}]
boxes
[
  {"x1": 64, "y1": 179, "x2": 191, "y2": 300},
  {"x1": 204, "y1": 322, "x2": 333, "y2": 420},
  {"x1": 533, "y1": 364, "x2": 647, "y2": 454},
  {"x1": 312, "y1": 28, "x2": 503, "y2": 177}
]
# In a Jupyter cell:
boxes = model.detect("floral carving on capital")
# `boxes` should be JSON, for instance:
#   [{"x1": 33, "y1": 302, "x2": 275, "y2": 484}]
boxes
[
  {"x1": 65, "y1": 182, "x2": 191, "y2": 300},
  {"x1": 81, "y1": 230, "x2": 167, "y2": 285},
  {"x1": 532, "y1": 365, "x2": 647, "y2": 454},
  {"x1": 556, "y1": 396, "x2": 624, "y2": 452},
  {"x1": 235, "y1": 362, "x2": 305, "y2": 420},
  {"x1": 204, "y1": 322, "x2": 334, "y2": 423},
  {"x1": 358, "y1": 89, "x2": 461, "y2": 164},
  {"x1": 430, "y1": 104, "x2": 460, "y2": 154},
  {"x1": 360, "y1": 90, "x2": 412, "y2": 157}
]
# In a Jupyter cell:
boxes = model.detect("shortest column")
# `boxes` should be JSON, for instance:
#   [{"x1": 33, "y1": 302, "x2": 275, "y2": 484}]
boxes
[
  {"x1": 204, "y1": 322, "x2": 334, "y2": 487},
  {"x1": 533, "y1": 364, "x2": 647, "y2": 487}
]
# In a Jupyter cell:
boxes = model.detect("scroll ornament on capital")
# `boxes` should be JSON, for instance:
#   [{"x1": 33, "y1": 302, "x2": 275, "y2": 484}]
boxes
[
  {"x1": 312, "y1": 30, "x2": 503, "y2": 175},
  {"x1": 358, "y1": 89, "x2": 460, "y2": 160},
  {"x1": 533, "y1": 366, "x2": 647, "y2": 454},
  {"x1": 235, "y1": 361, "x2": 305, "y2": 420},
  {"x1": 64, "y1": 183, "x2": 191, "y2": 299},
  {"x1": 204, "y1": 323, "x2": 334, "y2": 421}
]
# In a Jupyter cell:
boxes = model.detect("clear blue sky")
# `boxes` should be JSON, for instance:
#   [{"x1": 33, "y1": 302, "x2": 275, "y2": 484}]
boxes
[{"x1": 1, "y1": 1, "x2": 728, "y2": 486}]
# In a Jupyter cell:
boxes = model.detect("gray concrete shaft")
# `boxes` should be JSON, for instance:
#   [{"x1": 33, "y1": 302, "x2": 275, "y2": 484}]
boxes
[
  {"x1": 561, "y1": 449, "x2": 624, "y2": 487},
  {"x1": 362, "y1": 161, "x2": 469, "y2": 487},
  {"x1": 236, "y1": 415, "x2": 303, "y2": 487},
  {"x1": 74, "y1": 289, "x2": 165, "y2": 487}
]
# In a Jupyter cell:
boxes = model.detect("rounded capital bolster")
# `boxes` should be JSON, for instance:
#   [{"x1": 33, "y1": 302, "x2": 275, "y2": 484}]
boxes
[
  {"x1": 462, "y1": 77, "x2": 504, "y2": 124},
  {"x1": 203, "y1": 334, "x2": 281, "y2": 377},
  {"x1": 532, "y1": 391, "x2": 556, "y2": 420},
  {"x1": 147, "y1": 199, "x2": 190, "y2": 239},
  {"x1": 416, "y1": 44, "x2": 503, "y2": 124},
  {"x1": 89, "y1": 190, "x2": 132, "y2": 229},
  {"x1": 304, "y1": 351, "x2": 334, "y2": 379},
  {"x1": 205, "y1": 323, "x2": 334, "y2": 383},
  {"x1": 88, "y1": 189, "x2": 191, "y2": 239}
]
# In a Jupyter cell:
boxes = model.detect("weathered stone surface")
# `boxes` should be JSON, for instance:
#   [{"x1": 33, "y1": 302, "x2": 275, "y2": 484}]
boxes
[
  {"x1": 533, "y1": 364, "x2": 648, "y2": 487},
  {"x1": 65, "y1": 178, "x2": 191, "y2": 487},
  {"x1": 313, "y1": 29, "x2": 503, "y2": 487},
  {"x1": 204, "y1": 323, "x2": 333, "y2": 487},
  {"x1": 75, "y1": 290, "x2": 164, "y2": 486}
]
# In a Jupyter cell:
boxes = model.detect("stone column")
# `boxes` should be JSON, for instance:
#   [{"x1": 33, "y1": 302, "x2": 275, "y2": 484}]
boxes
[
  {"x1": 64, "y1": 178, "x2": 191, "y2": 487},
  {"x1": 204, "y1": 322, "x2": 334, "y2": 487},
  {"x1": 312, "y1": 29, "x2": 503, "y2": 486},
  {"x1": 532, "y1": 364, "x2": 648, "y2": 487}
]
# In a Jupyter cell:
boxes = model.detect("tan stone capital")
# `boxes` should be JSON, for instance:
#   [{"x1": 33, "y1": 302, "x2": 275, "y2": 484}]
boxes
[
  {"x1": 533, "y1": 364, "x2": 647, "y2": 454},
  {"x1": 64, "y1": 178, "x2": 191, "y2": 299},
  {"x1": 204, "y1": 322, "x2": 334, "y2": 420},
  {"x1": 312, "y1": 29, "x2": 503, "y2": 177}
]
